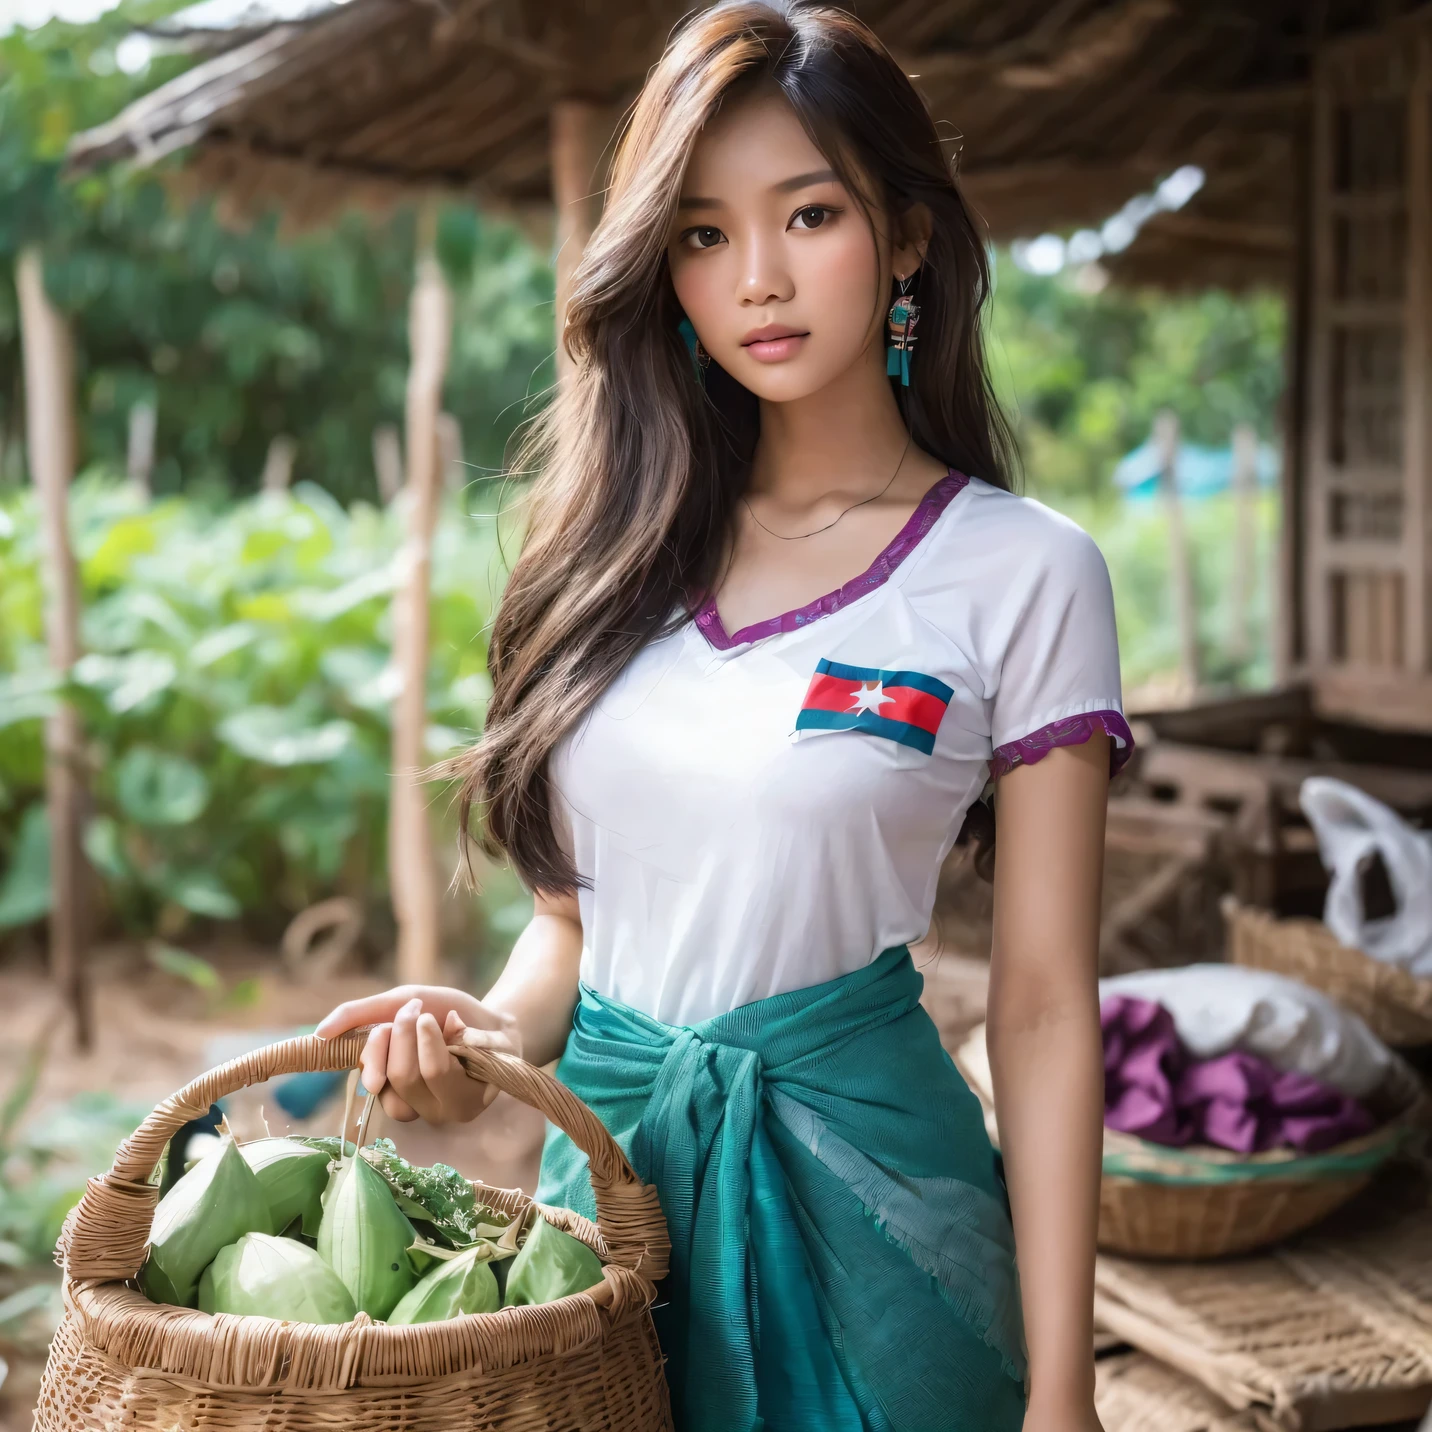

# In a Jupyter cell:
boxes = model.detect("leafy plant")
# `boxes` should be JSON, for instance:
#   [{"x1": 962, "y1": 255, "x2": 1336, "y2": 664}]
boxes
[
  {"x1": 0, "y1": 477, "x2": 515, "y2": 955},
  {"x1": 0, "y1": 1035, "x2": 150, "y2": 1271}
]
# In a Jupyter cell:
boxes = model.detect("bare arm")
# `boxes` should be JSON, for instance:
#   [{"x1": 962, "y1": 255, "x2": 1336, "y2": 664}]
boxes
[
  {"x1": 315, "y1": 889, "x2": 584, "y2": 1124},
  {"x1": 986, "y1": 733, "x2": 1108, "y2": 1429},
  {"x1": 481, "y1": 890, "x2": 585, "y2": 1066}
]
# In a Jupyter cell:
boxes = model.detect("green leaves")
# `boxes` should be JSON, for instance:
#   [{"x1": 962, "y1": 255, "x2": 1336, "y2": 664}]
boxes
[
  {"x1": 217, "y1": 706, "x2": 355, "y2": 766},
  {"x1": 114, "y1": 746, "x2": 208, "y2": 825},
  {"x1": 145, "y1": 941, "x2": 219, "y2": 989},
  {"x1": 0, "y1": 805, "x2": 50, "y2": 929},
  {"x1": 0, "y1": 478, "x2": 507, "y2": 943}
]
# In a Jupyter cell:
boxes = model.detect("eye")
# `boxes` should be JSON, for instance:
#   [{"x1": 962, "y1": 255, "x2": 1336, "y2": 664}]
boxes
[
  {"x1": 790, "y1": 205, "x2": 835, "y2": 230},
  {"x1": 681, "y1": 225, "x2": 726, "y2": 250}
]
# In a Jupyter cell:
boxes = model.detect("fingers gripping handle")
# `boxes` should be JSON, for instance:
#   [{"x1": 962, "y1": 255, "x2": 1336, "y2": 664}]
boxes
[
  {"x1": 450, "y1": 1043, "x2": 670, "y2": 1282},
  {"x1": 60, "y1": 1032, "x2": 370, "y2": 1282}
]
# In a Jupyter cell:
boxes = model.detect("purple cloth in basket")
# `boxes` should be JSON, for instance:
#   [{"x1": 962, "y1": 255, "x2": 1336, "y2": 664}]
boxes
[{"x1": 1100, "y1": 994, "x2": 1376, "y2": 1154}]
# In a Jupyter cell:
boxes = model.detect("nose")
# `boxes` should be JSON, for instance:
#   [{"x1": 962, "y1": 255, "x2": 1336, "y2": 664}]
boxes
[{"x1": 736, "y1": 229, "x2": 795, "y2": 308}]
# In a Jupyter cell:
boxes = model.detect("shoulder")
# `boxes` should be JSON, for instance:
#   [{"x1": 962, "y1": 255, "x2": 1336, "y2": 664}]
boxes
[{"x1": 909, "y1": 475, "x2": 1111, "y2": 605}]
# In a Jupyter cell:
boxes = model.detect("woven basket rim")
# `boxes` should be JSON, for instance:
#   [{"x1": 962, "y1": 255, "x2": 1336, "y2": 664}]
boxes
[{"x1": 1222, "y1": 897, "x2": 1432, "y2": 1012}]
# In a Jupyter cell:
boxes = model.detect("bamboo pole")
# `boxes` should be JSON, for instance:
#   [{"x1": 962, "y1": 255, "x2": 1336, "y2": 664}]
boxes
[
  {"x1": 16, "y1": 247, "x2": 91, "y2": 1049},
  {"x1": 259, "y1": 433, "x2": 297, "y2": 492},
  {"x1": 550, "y1": 99, "x2": 607, "y2": 385},
  {"x1": 1229, "y1": 422, "x2": 1258, "y2": 668},
  {"x1": 372, "y1": 423, "x2": 403, "y2": 505},
  {"x1": 388, "y1": 207, "x2": 453, "y2": 984},
  {"x1": 126, "y1": 399, "x2": 156, "y2": 499},
  {"x1": 1155, "y1": 409, "x2": 1201, "y2": 700}
]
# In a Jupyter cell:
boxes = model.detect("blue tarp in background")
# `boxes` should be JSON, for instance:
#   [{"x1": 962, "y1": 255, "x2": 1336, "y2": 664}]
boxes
[{"x1": 1114, "y1": 439, "x2": 1280, "y2": 501}]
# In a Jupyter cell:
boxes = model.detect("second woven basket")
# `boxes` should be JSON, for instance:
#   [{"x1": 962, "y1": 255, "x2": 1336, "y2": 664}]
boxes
[{"x1": 954, "y1": 1021, "x2": 1422, "y2": 1260}]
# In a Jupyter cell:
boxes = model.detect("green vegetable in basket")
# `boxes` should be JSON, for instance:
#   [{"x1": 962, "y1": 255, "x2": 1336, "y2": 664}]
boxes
[
  {"x1": 239, "y1": 1137, "x2": 331, "y2": 1236},
  {"x1": 502, "y1": 1214, "x2": 604, "y2": 1308},
  {"x1": 141, "y1": 1137, "x2": 273, "y2": 1308},
  {"x1": 317, "y1": 1151, "x2": 417, "y2": 1319},
  {"x1": 199, "y1": 1232, "x2": 356, "y2": 1324},
  {"x1": 388, "y1": 1244, "x2": 501, "y2": 1324},
  {"x1": 298, "y1": 1136, "x2": 511, "y2": 1244}
]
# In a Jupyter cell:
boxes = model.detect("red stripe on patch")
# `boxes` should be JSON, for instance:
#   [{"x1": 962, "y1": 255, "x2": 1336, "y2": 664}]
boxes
[
  {"x1": 801, "y1": 673, "x2": 862, "y2": 712},
  {"x1": 800, "y1": 675, "x2": 948, "y2": 735},
  {"x1": 880, "y1": 686, "x2": 948, "y2": 734}
]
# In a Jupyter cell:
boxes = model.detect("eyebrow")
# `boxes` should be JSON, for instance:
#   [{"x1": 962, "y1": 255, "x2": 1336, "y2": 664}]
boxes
[{"x1": 677, "y1": 168, "x2": 842, "y2": 210}]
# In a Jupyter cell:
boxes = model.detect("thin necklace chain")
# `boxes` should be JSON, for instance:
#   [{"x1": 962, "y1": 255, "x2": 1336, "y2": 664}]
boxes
[{"x1": 740, "y1": 433, "x2": 914, "y2": 542}]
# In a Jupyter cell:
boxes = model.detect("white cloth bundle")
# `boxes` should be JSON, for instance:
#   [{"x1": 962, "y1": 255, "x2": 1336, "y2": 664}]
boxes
[
  {"x1": 1099, "y1": 963, "x2": 1393, "y2": 1099},
  {"x1": 1299, "y1": 776, "x2": 1432, "y2": 978}
]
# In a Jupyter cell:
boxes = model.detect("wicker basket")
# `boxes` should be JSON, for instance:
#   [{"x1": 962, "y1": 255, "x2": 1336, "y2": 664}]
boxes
[
  {"x1": 1223, "y1": 895, "x2": 1432, "y2": 1048},
  {"x1": 953, "y1": 1023, "x2": 1423, "y2": 1260},
  {"x1": 36, "y1": 1031, "x2": 674, "y2": 1431}
]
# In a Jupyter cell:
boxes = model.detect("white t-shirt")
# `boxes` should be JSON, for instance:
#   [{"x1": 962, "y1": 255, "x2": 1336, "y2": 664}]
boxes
[{"x1": 550, "y1": 471, "x2": 1132, "y2": 1026}]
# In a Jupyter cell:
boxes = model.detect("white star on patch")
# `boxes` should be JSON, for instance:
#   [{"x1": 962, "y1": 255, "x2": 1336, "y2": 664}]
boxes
[{"x1": 847, "y1": 680, "x2": 895, "y2": 715}]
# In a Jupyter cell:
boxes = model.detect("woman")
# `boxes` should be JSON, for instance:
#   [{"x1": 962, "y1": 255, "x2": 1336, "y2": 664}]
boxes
[{"x1": 319, "y1": 4, "x2": 1130, "y2": 1428}]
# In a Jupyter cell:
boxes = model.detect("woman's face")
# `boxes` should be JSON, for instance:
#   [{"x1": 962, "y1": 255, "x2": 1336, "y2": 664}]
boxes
[{"x1": 667, "y1": 89, "x2": 914, "y2": 404}]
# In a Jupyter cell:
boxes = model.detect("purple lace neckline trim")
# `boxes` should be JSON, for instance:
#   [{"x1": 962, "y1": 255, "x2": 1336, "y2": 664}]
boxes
[
  {"x1": 990, "y1": 710, "x2": 1136, "y2": 781},
  {"x1": 693, "y1": 469, "x2": 970, "y2": 651}
]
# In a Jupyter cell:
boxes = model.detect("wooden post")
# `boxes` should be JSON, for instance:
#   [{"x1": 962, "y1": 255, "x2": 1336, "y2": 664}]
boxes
[
  {"x1": 260, "y1": 434, "x2": 298, "y2": 492},
  {"x1": 126, "y1": 399, "x2": 156, "y2": 499},
  {"x1": 550, "y1": 99, "x2": 607, "y2": 385},
  {"x1": 1229, "y1": 423, "x2": 1258, "y2": 668},
  {"x1": 16, "y1": 247, "x2": 91, "y2": 1049},
  {"x1": 388, "y1": 206, "x2": 452, "y2": 984},
  {"x1": 1406, "y1": 32, "x2": 1431, "y2": 679},
  {"x1": 373, "y1": 423, "x2": 403, "y2": 505},
  {"x1": 436, "y1": 411, "x2": 463, "y2": 493},
  {"x1": 1156, "y1": 409, "x2": 1201, "y2": 700},
  {"x1": 1278, "y1": 108, "x2": 1314, "y2": 686}
]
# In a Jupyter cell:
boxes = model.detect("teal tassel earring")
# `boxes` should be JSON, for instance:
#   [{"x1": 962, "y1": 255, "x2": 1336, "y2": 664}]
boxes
[
  {"x1": 886, "y1": 274, "x2": 920, "y2": 387},
  {"x1": 677, "y1": 317, "x2": 710, "y2": 379}
]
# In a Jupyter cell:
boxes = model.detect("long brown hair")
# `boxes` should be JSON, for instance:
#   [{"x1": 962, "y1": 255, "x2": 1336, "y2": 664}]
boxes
[{"x1": 447, "y1": 0, "x2": 1017, "y2": 894}]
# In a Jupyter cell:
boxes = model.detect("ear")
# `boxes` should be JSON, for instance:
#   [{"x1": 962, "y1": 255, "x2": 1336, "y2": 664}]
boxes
[{"x1": 891, "y1": 201, "x2": 933, "y2": 280}]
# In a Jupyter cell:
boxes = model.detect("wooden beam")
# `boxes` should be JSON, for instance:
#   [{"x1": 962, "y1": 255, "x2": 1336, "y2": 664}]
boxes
[
  {"x1": 1405, "y1": 30, "x2": 1431, "y2": 675},
  {"x1": 16, "y1": 247, "x2": 91, "y2": 1050},
  {"x1": 901, "y1": 0, "x2": 1175, "y2": 89},
  {"x1": 1278, "y1": 108, "x2": 1313, "y2": 682},
  {"x1": 549, "y1": 98, "x2": 608, "y2": 385},
  {"x1": 1229, "y1": 423, "x2": 1258, "y2": 666},
  {"x1": 388, "y1": 206, "x2": 452, "y2": 984},
  {"x1": 1137, "y1": 213, "x2": 1289, "y2": 252},
  {"x1": 1156, "y1": 411, "x2": 1202, "y2": 699}
]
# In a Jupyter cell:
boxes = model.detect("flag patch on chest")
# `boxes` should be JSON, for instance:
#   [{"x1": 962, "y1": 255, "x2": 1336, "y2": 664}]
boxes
[{"x1": 796, "y1": 659, "x2": 954, "y2": 755}]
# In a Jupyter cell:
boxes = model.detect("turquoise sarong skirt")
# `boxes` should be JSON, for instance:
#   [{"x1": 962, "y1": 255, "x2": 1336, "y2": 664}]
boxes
[{"x1": 535, "y1": 946, "x2": 1029, "y2": 1432}]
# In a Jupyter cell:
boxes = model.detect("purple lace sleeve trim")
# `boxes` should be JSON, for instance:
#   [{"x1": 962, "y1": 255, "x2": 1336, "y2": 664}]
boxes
[
  {"x1": 694, "y1": 469, "x2": 970, "y2": 650},
  {"x1": 990, "y1": 709, "x2": 1136, "y2": 781}
]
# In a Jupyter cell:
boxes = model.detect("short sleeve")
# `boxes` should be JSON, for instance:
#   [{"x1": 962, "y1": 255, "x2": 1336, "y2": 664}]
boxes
[{"x1": 986, "y1": 514, "x2": 1134, "y2": 780}]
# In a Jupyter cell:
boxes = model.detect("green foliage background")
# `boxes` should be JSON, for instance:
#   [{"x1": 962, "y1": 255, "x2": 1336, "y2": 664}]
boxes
[
  {"x1": 0, "y1": 478, "x2": 532, "y2": 953},
  {"x1": 0, "y1": 3, "x2": 556, "y2": 502},
  {"x1": 987, "y1": 258, "x2": 1286, "y2": 504}
]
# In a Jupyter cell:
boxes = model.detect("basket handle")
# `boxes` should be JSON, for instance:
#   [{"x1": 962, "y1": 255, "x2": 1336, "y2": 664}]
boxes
[{"x1": 60, "y1": 1031, "x2": 669, "y2": 1286}]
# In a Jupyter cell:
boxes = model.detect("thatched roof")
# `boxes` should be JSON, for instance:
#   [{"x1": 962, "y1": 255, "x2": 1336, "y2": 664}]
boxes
[{"x1": 70, "y1": 0, "x2": 1432, "y2": 284}]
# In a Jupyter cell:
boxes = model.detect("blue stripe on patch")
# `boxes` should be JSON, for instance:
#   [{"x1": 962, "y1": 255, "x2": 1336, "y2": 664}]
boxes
[
  {"x1": 816, "y1": 658, "x2": 955, "y2": 703},
  {"x1": 794, "y1": 707, "x2": 937, "y2": 755}
]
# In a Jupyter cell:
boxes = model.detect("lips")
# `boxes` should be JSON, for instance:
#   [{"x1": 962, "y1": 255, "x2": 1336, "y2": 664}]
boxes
[{"x1": 740, "y1": 323, "x2": 809, "y2": 363}]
